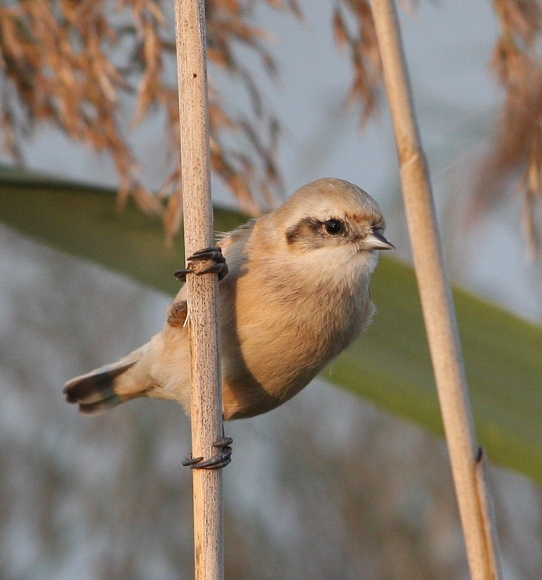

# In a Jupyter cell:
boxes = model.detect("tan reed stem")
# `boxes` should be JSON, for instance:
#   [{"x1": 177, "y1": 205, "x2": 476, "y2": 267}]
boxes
[
  {"x1": 174, "y1": 1, "x2": 224, "y2": 578},
  {"x1": 370, "y1": 1, "x2": 503, "y2": 577}
]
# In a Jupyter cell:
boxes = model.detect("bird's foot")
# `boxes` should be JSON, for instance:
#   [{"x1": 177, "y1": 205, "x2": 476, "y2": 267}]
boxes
[
  {"x1": 182, "y1": 437, "x2": 233, "y2": 470},
  {"x1": 174, "y1": 247, "x2": 228, "y2": 282}
]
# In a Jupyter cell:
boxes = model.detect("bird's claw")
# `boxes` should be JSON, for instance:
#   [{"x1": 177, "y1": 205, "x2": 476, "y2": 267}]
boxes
[
  {"x1": 182, "y1": 437, "x2": 233, "y2": 470},
  {"x1": 174, "y1": 247, "x2": 228, "y2": 282}
]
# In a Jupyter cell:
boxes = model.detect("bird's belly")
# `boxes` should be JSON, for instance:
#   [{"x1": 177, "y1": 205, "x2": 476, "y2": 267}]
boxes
[{"x1": 220, "y1": 318, "x2": 340, "y2": 420}]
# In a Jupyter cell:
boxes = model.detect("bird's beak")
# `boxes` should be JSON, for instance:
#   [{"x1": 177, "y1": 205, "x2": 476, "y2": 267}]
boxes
[{"x1": 363, "y1": 231, "x2": 395, "y2": 251}]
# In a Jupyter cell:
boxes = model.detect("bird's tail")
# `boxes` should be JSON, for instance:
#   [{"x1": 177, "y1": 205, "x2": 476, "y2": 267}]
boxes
[{"x1": 63, "y1": 349, "x2": 148, "y2": 415}]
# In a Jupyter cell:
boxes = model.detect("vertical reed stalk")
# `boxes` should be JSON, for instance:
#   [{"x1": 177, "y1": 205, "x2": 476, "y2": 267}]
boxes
[
  {"x1": 370, "y1": 1, "x2": 503, "y2": 577},
  {"x1": 173, "y1": 1, "x2": 224, "y2": 578}
]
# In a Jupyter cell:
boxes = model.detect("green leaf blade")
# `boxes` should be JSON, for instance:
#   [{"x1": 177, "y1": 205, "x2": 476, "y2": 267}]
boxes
[{"x1": 1, "y1": 170, "x2": 541, "y2": 483}]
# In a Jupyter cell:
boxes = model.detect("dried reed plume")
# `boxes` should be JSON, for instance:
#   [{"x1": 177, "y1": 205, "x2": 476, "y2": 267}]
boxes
[
  {"x1": 0, "y1": 0, "x2": 298, "y2": 237},
  {"x1": 334, "y1": 0, "x2": 542, "y2": 257},
  {"x1": 4, "y1": 0, "x2": 537, "y2": 253},
  {"x1": 333, "y1": 0, "x2": 383, "y2": 125},
  {"x1": 475, "y1": 0, "x2": 542, "y2": 258}
]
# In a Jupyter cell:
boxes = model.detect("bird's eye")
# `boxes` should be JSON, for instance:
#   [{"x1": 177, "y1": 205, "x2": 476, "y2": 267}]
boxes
[{"x1": 324, "y1": 219, "x2": 344, "y2": 235}]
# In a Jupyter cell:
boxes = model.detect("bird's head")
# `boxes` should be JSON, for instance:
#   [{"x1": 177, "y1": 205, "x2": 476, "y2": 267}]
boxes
[
  {"x1": 258, "y1": 177, "x2": 394, "y2": 285},
  {"x1": 272, "y1": 177, "x2": 393, "y2": 253}
]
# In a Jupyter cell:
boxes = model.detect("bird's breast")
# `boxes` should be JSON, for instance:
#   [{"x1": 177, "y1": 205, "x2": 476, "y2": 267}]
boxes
[{"x1": 219, "y1": 266, "x2": 372, "y2": 419}]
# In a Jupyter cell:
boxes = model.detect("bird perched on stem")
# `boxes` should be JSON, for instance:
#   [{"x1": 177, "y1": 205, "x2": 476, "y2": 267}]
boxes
[{"x1": 64, "y1": 178, "x2": 393, "y2": 465}]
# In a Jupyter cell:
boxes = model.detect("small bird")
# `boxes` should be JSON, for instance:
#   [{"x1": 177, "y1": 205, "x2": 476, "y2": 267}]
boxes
[{"x1": 64, "y1": 178, "x2": 393, "y2": 465}]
